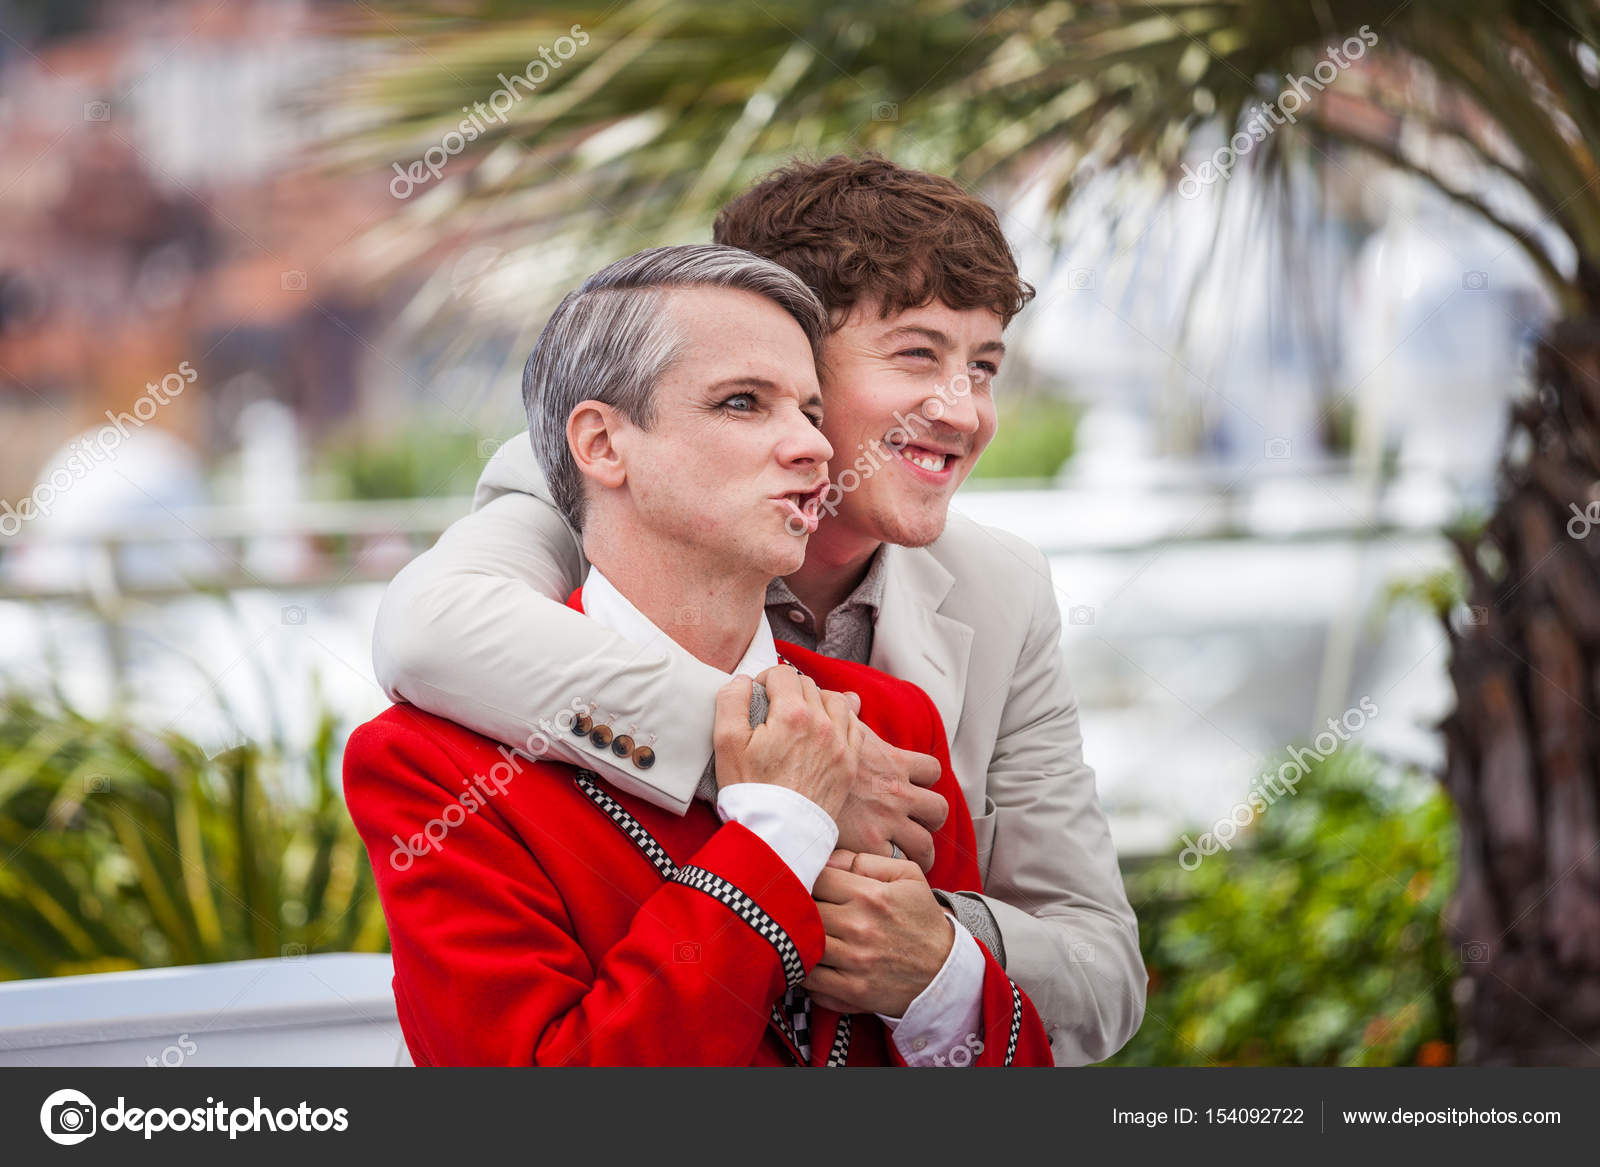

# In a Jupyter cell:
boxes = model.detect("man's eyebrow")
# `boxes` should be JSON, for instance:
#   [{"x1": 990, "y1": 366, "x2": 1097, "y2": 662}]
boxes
[
  {"x1": 706, "y1": 376, "x2": 823, "y2": 411},
  {"x1": 705, "y1": 376, "x2": 780, "y2": 392},
  {"x1": 882, "y1": 325, "x2": 952, "y2": 348},
  {"x1": 882, "y1": 326, "x2": 1006, "y2": 359}
]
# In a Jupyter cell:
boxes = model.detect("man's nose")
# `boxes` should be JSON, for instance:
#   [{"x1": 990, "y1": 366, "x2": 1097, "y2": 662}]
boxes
[
  {"x1": 932, "y1": 370, "x2": 982, "y2": 435},
  {"x1": 778, "y1": 410, "x2": 833, "y2": 469}
]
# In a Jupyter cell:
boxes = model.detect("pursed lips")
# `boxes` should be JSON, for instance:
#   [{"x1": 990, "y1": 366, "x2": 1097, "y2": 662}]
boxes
[{"x1": 773, "y1": 480, "x2": 829, "y2": 532}]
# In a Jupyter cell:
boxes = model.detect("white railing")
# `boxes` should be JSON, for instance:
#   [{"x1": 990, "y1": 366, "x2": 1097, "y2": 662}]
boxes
[
  {"x1": 0, "y1": 955, "x2": 408, "y2": 1067},
  {"x1": 0, "y1": 466, "x2": 1461, "y2": 602}
]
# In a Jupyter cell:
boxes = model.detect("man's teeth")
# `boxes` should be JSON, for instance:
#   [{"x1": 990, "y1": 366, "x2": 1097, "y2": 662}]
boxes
[{"x1": 903, "y1": 449, "x2": 948, "y2": 472}]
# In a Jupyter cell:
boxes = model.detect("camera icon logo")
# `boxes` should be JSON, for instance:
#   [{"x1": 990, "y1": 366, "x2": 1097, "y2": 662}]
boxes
[
  {"x1": 1067, "y1": 605, "x2": 1096, "y2": 626},
  {"x1": 40, "y1": 1088, "x2": 97, "y2": 1145},
  {"x1": 1067, "y1": 268, "x2": 1095, "y2": 291},
  {"x1": 673, "y1": 941, "x2": 701, "y2": 963},
  {"x1": 1461, "y1": 940, "x2": 1490, "y2": 963},
  {"x1": 1462, "y1": 270, "x2": 1489, "y2": 291},
  {"x1": 871, "y1": 101, "x2": 899, "y2": 122},
  {"x1": 1264, "y1": 437, "x2": 1292, "y2": 460},
  {"x1": 476, "y1": 437, "x2": 503, "y2": 459},
  {"x1": 83, "y1": 101, "x2": 111, "y2": 122},
  {"x1": 281, "y1": 270, "x2": 308, "y2": 292},
  {"x1": 281, "y1": 605, "x2": 307, "y2": 626}
]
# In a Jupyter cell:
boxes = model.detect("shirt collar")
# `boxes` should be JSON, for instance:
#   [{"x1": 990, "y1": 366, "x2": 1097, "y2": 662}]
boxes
[
  {"x1": 582, "y1": 567, "x2": 780, "y2": 678},
  {"x1": 765, "y1": 543, "x2": 891, "y2": 616}
]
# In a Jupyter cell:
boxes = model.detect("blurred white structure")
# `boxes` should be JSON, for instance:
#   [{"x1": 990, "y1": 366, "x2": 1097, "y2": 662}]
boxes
[
  {"x1": 6, "y1": 427, "x2": 217, "y2": 594},
  {"x1": 237, "y1": 398, "x2": 314, "y2": 578},
  {"x1": 0, "y1": 955, "x2": 406, "y2": 1067}
]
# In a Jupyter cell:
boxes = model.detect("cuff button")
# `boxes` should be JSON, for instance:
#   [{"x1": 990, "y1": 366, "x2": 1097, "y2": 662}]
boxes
[
  {"x1": 573, "y1": 714, "x2": 593, "y2": 736},
  {"x1": 590, "y1": 725, "x2": 614, "y2": 748},
  {"x1": 631, "y1": 746, "x2": 656, "y2": 769},
  {"x1": 611, "y1": 734, "x2": 634, "y2": 757}
]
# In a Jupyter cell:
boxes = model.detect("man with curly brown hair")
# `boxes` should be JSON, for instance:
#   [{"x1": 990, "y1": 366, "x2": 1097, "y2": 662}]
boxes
[{"x1": 370, "y1": 155, "x2": 1146, "y2": 1064}]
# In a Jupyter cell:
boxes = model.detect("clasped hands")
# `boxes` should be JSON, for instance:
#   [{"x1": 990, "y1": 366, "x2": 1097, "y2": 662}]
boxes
[{"x1": 714, "y1": 665, "x2": 957, "y2": 1016}]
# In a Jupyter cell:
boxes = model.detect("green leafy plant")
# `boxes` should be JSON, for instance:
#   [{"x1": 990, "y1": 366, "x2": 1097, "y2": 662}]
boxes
[
  {"x1": 967, "y1": 395, "x2": 1081, "y2": 481},
  {"x1": 1108, "y1": 749, "x2": 1458, "y2": 1066},
  {"x1": 0, "y1": 688, "x2": 388, "y2": 981},
  {"x1": 313, "y1": 421, "x2": 491, "y2": 501}
]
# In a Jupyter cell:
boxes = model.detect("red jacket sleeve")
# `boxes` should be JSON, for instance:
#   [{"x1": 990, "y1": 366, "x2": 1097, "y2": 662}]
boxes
[
  {"x1": 971, "y1": 941, "x2": 1053, "y2": 1066},
  {"x1": 344, "y1": 714, "x2": 825, "y2": 1066}
]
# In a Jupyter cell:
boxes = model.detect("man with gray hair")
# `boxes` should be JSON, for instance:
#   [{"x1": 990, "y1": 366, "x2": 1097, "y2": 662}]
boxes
[{"x1": 343, "y1": 244, "x2": 1053, "y2": 1066}]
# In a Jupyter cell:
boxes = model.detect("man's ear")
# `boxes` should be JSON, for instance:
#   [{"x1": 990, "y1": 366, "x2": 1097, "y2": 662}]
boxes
[{"x1": 567, "y1": 400, "x2": 628, "y2": 491}]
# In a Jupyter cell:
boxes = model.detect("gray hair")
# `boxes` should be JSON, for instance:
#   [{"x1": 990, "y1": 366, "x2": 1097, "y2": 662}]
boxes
[{"x1": 523, "y1": 243, "x2": 827, "y2": 531}]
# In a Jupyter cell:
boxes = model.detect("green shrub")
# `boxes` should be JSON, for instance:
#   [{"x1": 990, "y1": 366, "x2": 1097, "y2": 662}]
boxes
[
  {"x1": 0, "y1": 688, "x2": 387, "y2": 980},
  {"x1": 1107, "y1": 749, "x2": 1459, "y2": 1066}
]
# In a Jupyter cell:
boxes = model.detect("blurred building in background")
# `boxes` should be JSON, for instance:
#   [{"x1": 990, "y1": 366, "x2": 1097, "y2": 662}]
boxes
[{"x1": 0, "y1": 0, "x2": 391, "y2": 510}]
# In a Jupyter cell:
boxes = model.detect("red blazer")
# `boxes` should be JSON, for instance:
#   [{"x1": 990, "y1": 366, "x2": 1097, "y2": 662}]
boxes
[{"x1": 343, "y1": 594, "x2": 1051, "y2": 1067}]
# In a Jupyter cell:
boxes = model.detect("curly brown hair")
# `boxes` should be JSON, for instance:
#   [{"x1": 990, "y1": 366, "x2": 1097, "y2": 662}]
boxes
[{"x1": 712, "y1": 154, "x2": 1034, "y2": 329}]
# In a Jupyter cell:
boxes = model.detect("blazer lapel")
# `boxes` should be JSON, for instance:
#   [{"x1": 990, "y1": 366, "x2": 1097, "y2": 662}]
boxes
[{"x1": 868, "y1": 544, "x2": 973, "y2": 745}]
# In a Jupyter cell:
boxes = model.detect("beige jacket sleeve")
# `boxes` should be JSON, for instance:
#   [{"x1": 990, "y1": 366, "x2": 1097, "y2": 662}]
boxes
[
  {"x1": 974, "y1": 546, "x2": 1145, "y2": 1064},
  {"x1": 371, "y1": 434, "x2": 727, "y2": 813}
]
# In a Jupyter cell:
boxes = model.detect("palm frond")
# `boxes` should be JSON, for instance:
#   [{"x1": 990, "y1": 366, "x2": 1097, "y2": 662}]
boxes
[{"x1": 330, "y1": 0, "x2": 1600, "y2": 320}]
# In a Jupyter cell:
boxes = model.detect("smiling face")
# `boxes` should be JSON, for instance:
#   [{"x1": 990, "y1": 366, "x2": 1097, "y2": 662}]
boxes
[
  {"x1": 813, "y1": 298, "x2": 1005, "y2": 551},
  {"x1": 589, "y1": 285, "x2": 832, "y2": 585}
]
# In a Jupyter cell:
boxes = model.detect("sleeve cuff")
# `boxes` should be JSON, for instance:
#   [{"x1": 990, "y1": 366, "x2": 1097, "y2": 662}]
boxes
[
  {"x1": 682, "y1": 821, "x2": 826, "y2": 980},
  {"x1": 715, "y1": 783, "x2": 838, "y2": 892},
  {"x1": 932, "y1": 889, "x2": 1007, "y2": 969},
  {"x1": 876, "y1": 915, "x2": 987, "y2": 1066}
]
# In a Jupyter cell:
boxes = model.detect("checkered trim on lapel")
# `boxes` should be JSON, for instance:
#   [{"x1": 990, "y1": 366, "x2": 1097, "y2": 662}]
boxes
[
  {"x1": 769, "y1": 1002, "x2": 803, "y2": 1057},
  {"x1": 825, "y1": 1015, "x2": 853, "y2": 1067},
  {"x1": 571, "y1": 769, "x2": 844, "y2": 1066},
  {"x1": 675, "y1": 865, "x2": 806, "y2": 987},
  {"x1": 574, "y1": 771, "x2": 678, "y2": 878},
  {"x1": 1004, "y1": 981, "x2": 1022, "y2": 1067}
]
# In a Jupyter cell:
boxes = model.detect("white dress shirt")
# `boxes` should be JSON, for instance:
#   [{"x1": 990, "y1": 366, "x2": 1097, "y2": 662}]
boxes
[{"x1": 579, "y1": 568, "x2": 986, "y2": 1063}]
